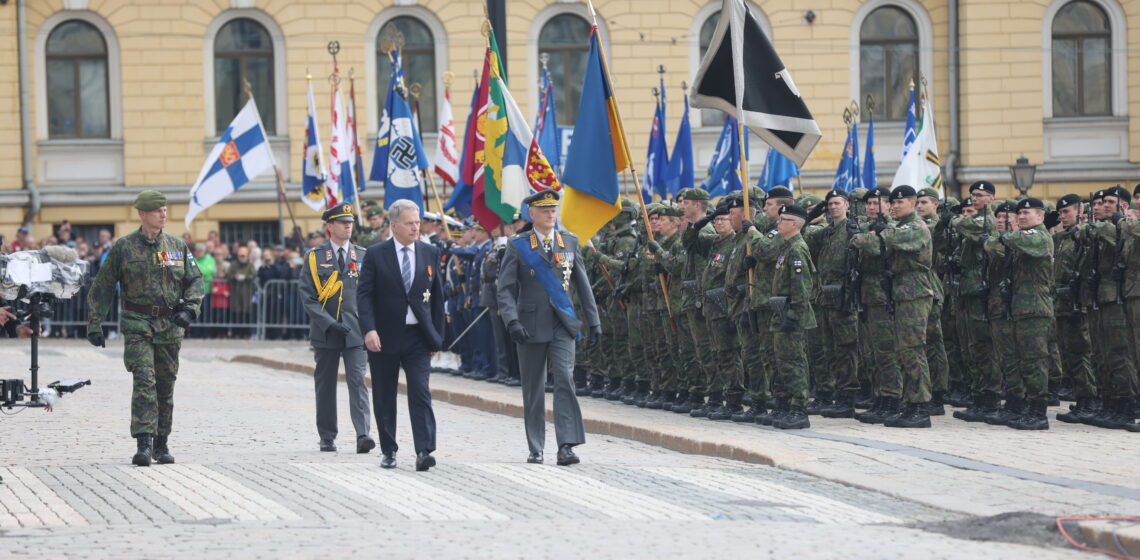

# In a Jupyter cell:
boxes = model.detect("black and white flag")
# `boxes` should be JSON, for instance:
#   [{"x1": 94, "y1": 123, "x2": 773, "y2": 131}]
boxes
[{"x1": 690, "y1": 0, "x2": 821, "y2": 167}]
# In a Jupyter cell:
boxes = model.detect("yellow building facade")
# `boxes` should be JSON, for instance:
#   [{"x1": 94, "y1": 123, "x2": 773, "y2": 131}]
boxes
[{"x1": 2, "y1": 0, "x2": 1139, "y2": 244}]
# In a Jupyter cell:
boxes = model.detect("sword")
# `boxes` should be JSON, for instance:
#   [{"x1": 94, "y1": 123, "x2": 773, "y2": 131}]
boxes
[{"x1": 446, "y1": 307, "x2": 491, "y2": 351}]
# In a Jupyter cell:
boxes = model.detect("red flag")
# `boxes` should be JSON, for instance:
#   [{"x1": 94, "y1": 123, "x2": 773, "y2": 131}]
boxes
[{"x1": 469, "y1": 47, "x2": 502, "y2": 231}]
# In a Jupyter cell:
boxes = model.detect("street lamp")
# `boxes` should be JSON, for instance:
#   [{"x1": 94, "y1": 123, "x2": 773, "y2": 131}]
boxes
[{"x1": 1009, "y1": 154, "x2": 1037, "y2": 197}]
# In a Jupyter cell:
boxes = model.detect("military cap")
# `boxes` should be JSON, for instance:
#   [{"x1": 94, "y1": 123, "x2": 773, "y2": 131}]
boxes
[
  {"x1": 134, "y1": 190, "x2": 167, "y2": 211},
  {"x1": 680, "y1": 187, "x2": 709, "y2": 201},
  {"x1": 995, "y1": 201, "x2": 1017, "y2": 214},
  {"x1": 1017, "y1": 197, "x2": 1045, "y2": 210},
  {"x1": 1133, "y1": 183, "x2": 1140, "y2": 199},
  {"x1": 766, "y1": 186, "x2": 794, "y2": 200},
  {"x1": 618, "y1": 197, "x2": 638, "y2": 214},
  {"x1": 366, "y1": 206, "x2": 385, "y2": 218},
  {"x1": 779, "y1": 204, "x2": 809, "y2": 221},
  {"x1": 1057, "y1": 194, "x2": 1082, "y2": 211},
  {"x1": 798, "y1": 194, "x2": 823, "y2": 208},
  {"x1": 917, "y1": 187, "x2": 941, "y2": 200},
  {"x1": 361, "y1": 199, "x2": 378, "y2": 208},
  {"x1": 464, "y1": 217, "x2": 484, "y2": 231},
  {"x1": 523, "y1": 190, "x2": 560, "y2": 207},
  {"x1": 944, "y1": 196, "x2": 960, "y2": 208},
  {"x1": 646, "y1": 202, "x2": 665, "y2": 215},
  {"x1": 970, "y1": 180, "x2": 997, "y2": 195},
  {"x1": 890, "y1": 185, "x2": 918, "y2": 200},
  {"x1": 723, "y1": 195, "x2": 746, "y2": 209},
  {"x1": 824, "y1": 189, "x2": 849, "y2": 201},
  {"x1": 1092, "y1": 189, "x2": 1107, "y2": 201},
  {"x1": 662, "y1": 204, "x2": 683, "y2": 217},
  {"x1": 322, "y1": 203, "x2": 355, "y2": 222},
  {"x1": 422, "y1": 211, "x2": 442, "y2": 223},
  {"x1": 852, "y1": 187, "x2": 868, "y2": 199},
  {"x1": 1106, "y1": 185, "x2": 1132, "y2": 203},
  {"x1": 863, "y1": 187, "x2": 890, "y2": 201}
]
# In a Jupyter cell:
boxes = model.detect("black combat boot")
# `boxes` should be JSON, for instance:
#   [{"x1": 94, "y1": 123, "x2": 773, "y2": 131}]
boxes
[
  {"x1": 855, "y1": 397, "x2": 900, "y2": 424},
  {"x1": 853, "y1": 389, "x2": 875, "y2": 410},
  {"x1": 885, "y1": 402, "x2": 932, "y2": 428},
  {"x1": 1056, "y1": 397, "x2": 1098, "y2": 424},
  {"x1": 853, "y1": 396, "x2": 883, "y2": 423},
  {"x1": 618, "y1": 379, "x2": 639, "y2": 402},
  {"x1": 709, "y1": 396, "x2": 743, "y2": 421},
  {"x1": 625, "y1": 380, "x2": 649, "y2": 406},
  {"x1": 757, "y1": 398, "x2": 788, "y2": 426},
  {"x1": 954, "y1": 392, "x2": 997, "y2": 422},
  {"x1": 1083, "y1": 397, "x2": 1115, "y2": 427},
  {"x1": 983, "y1": 396, "x2": 1025, "y2": 426},
  {"x1": 645, "y1": 391, "x2": 665, "y2": 409},
  {"x1": 590, "y1": 376, "x2": 609, "y2": 398},
  {"x1": 1098, "y1": 398, "x2": 1134, "y2": 430},
  {"x1": 152, "y1": 435, "x2": 176, "y2": 464},
  {"x1": 692, "y1": 392, "x2": 722, "y2": 418},
  {"x1": 673, "y1": 392, "x2": 700, "y2": 414},
  {"x1": 132, "y1": 434, "x2": 153, "y2": 467},
  {"x1": 805, "y1": 393, "x2": 831, "y2": 416},
  {"x1": 660, "y1": 392, "x2": 678, "y2": 411},
  {"x1": 773, "y1": 405, "x2": 810, "y2": 429},
  {"x1": 604, "y1": 378, "x2": 627, "y2": 401},
  {"x1": 1055, "y1": 381, "x2": 1076, "y2": 403},
  {"x1": 1008, "y1": 400, "x2": 1049, "y2": 430},
  {"x1": 821, "y1": 395, "x2": 855, "y2": 418},
  {"x1": 731, "y1": 406, "x2": 760, "y2": 423}
]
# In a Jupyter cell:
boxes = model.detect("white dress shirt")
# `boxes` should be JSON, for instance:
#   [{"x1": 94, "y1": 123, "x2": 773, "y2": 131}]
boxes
[{"x1": 395, "y1": 239, "x2": 419, "y2": 325}]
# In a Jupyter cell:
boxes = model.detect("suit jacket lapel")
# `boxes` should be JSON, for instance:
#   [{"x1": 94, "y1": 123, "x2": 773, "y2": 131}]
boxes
[{"x1": 382, "y1": 240, "x2": 402, "y2": 291}]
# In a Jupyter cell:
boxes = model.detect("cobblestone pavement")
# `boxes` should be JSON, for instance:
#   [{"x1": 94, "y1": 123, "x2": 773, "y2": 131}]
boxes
[{"x1": 0, "y1": 341, "x2": 1099, "y2": 559}]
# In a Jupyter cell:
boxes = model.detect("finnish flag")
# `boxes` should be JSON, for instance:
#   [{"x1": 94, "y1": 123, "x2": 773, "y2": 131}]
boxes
[{"x1": 186, "y1": 100, "x2": 274, "y2": 226}]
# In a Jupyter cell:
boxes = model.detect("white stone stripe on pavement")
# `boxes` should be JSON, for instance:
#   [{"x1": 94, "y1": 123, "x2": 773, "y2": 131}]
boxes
[
  {"x1": 470, "y1": 464, "x2": 707, "y2": 521},
  {"x1": 641, "y1": 467, "x2": 902, "y2": 525},
  {"x1": 121, "y1": 465, "x2": 301, "y2": 522},
  {"x1": 0, "y1": 467, "x2": 88, "y2": 528},
  {"x1": 292, "y1": 463, "x2": 510, "y2": 521}
]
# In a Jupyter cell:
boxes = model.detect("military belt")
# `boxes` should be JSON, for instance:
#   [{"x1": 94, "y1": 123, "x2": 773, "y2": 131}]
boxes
[{"x1": 123, "y1": 301, "x2": 176, "y2": 317}]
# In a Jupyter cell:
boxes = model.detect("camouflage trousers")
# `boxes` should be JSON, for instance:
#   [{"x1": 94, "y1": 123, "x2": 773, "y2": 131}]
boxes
[
  {"x1": 594, "y1": 307, "x2": 623, "y2": 378},
  {"x1": 1126, "y1": 298, "x2": 1140, "y2": 395},
  {"x1": 125, "y1": 334, "x2": 181, "y2": 437},
  {"x1": 645, "y1": 309, "x2": 675, "y2": 391},
  {"x1": 864, "y1": 304, "x2": 899, "y2": 398},
  {"x1": 771, "y1": 328, "x2": 810, "y2": 408},
  {"x1": 806, "y1": 326, "x2": 826, "y2": 397},
  {"x1": 815, "y1": 306, "x2": 860, "y2": 399},
  {"x1": 734, "y1": 313, "x2": 765, "y2": 402},
  {"x1": 960, "y1": 296, "x2": 998, "y2": 397},
  {"x1": 668, "y1": 311, "x2": 702, "y2": 394},
  {"x1": 1093, "y1": 302, "x2": 1138, "y2": 398},
  {"x1": 925, "y1": 300, "x2": 949, "y2": 395},
  {"x1": 1055, "y1": 314, "x2": 1096, "y2": 398},
  {"x1": 745, "y1": 309, "x2": 775, "y2": 403},
  {"x1": 893, "y1": 298, "x2": 932, "y2": 404},
  {"x1": 989, "y1": 316, "x2": 1018, "y2": 395},
  {"x1": 624, "y1": 301, "x2": 648, "y2": 382},
  {"x1": 941, "y1": 293, "x2": 967, "y2": 388},
  {"x1": 705, "y1": 315, "x2": 744, "y2": 399},
  {"x1": 1007, "y1": 316, "x2": 1052, "y2": 402},
  {"x1": 686, "y1": 309, "x2": 713, "y2": 394}
]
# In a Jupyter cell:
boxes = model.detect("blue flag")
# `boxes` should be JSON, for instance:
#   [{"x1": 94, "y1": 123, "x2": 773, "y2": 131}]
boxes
[
  {"x1": 665, "y1": 91, "x2": 693, "y2": 196},
  {"x1": 901, "y1": 87, "x2": 917, "y2": 162},
  {"x1": 372, "y1": 51, "x2": 429, "y2": 214},
  {"x1": 534, "y1": 68, "x2": 561, "y2": 174},
  {"x1": 757, "y1": 146, "x2": 799, "y2": 192},
  {"x1": 700, "y1": 116, "x2": 744, "y2": 198},
  {"x1": 862, "y1": 116, "x2": 877, "y2": 191},
  {"x1": 849, "y1": 121, "x2": 861, "y2": 192},
  {"x1": 444, "y1": 83, "x2": 480, "y2": 217},
  {"x1": 644, "y1": 77, "x2": 669, "y2": 201},
  {"x1": 832, "y1": 126, "x2": 852, "y2": 192}
]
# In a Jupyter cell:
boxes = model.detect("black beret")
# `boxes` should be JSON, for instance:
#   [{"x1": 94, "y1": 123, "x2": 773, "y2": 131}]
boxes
[
  {"x1": 1056, "y1": 194, "x2": 1082, "y2": 211},
  {"x1": 1134, "y1": 183, "x2": 1140, "y2": 198},
  {"x1": 779, "y1": 204, "x2": 809, "y2": 221},
  {"x1": 1106, "y1": 185, "x2": 1132, "y2": 203},
  {"x1": 863, "y1": 187, "x2": 891, "y2": 202},
  {"x1": 825, "y1": 189, "x2": 848, "y2": 201},
  {"x1": 724, "y1": 196, "x2": 745, "y2": 209},
  {"x1": 1092, "y1": 189, "x2": 1107, "y2": 201},
  {"x1": 996, "y1": 201, "x2": 1017, "y2": 214},
  {"x1": 322, "y1": 203, "x2": 356, "y2": 222},
  {"x1": 1017, "y1": 197, "x2": 1045, "y2": 210},
  {"x1": 523, "y1": 190, "x2": 560, "y2": 207},
  {"x1": 766, "y1": 186, "x2": 794, "y2": 200},
  {"x1": 970, "y1": 181, "x2": 997, "y2": 195},
  {"x1": 890, "y1": 185, "x2": 918, "y2": 200}
]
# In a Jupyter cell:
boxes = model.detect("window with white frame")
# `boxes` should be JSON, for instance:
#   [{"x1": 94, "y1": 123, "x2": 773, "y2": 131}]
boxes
[
  {"x1": 377, "y1": 16, "x2": 437, "y2": 132},
  {"x1": 214, "y1": 18, "x2": 276, "y2": 134},
  {"x1": 1051, "y1": 0, "x2": 1111, "y2": 117},
  {"x1": 859, "y1": 6, "x2": 920, "y2": 122},
  {"x1": 538, "y1": 13, "x2": 591, "y2": 125},
  {"x1": 45, "y1": 20, "x2": 109, "y2": 138}
]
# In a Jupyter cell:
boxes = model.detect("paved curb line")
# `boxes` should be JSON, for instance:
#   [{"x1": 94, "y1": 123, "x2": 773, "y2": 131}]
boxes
[{"x1": 1079, "y1": 520, "x2": 1140, "y2": 557}]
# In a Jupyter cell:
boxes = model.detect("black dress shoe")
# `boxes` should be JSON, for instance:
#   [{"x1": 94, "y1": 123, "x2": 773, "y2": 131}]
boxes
[
  {"x1": 505, "y1": 377, "x2": 522, "y2": 387},
  {"x1": 415, "y1": 451, "x2": 436, "y2": 472},
  {"x1": 319, "y1": 438, "x2": 336, "y2": 452},
  {"x1": 527, "y1": 452, "x2": 544, "y2": 464},
  {"x1": 357, "y1": 435, "x2": 376, "y2": 454},
  {"x1": 556, "y1": 444, "x2": 580, "y2": 466},
  {"x1": 380, "y1": 453, "x2": 396, "y2": 469}
]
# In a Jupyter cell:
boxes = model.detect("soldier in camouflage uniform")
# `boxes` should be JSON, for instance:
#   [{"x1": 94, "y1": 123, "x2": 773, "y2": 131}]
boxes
[
  {"x1": 595, "y1": 202, "x2": 638, "y2": 400},
  {"x1": 852, "y1": 187, "x2": 901, "y2": 424},
  {"x1": 1052, "y1": 194, "x2": 1101, "y2": 423},
  {"x1": 688, "y1": 199, "x2": 737, "y2": 418},
  {"x1": 87, "y1": 190, "x2": 203, "y2": 467},
  {"x1": 748, "y1": 187, "x2": 797, "y2": 425},
  {"x1": 915, "y1": 188, "x2": 949, "y2": 414},
  {"x1": 644, "y1": 203, "x2": 685, "y2": 409},
  {"x1": 978, "y1": 201, "x2": 1023, "y2": 425},
  {"x1": 766, "y1": 204, "x2": 817, "y2": 430},
  {"x1": 804, "y1": 190, "x2": 861, "y2": 417},
  {"x1": 355, "y1": 206, "x2": 388, "y2": 248},
  {"x1": 673, "y1": 189, "x2": 718, "y2": 414},
  {"x1": 983, "y1": 197, "x2": 1056, "y2": 429},
  {"x1": 714, "y1": 193, "x2": 762, "y2": 420}
]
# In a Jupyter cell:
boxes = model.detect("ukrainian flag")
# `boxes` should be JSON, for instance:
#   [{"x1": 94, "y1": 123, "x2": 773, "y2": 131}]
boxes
[{"x1": 560, "y1": 27, "x2": 630, "y2": 241}]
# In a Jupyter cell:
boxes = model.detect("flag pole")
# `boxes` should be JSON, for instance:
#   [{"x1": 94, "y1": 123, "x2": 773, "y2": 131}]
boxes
[
  {"x1": 347, "y1": 68, "x2": 365, "y2": 224},
  {"x1": 737, "y1": 122, "x2": 753, "y2": 296},
  {"x1": 585, "y1": 0, "x2": 675, "y2": 330}
]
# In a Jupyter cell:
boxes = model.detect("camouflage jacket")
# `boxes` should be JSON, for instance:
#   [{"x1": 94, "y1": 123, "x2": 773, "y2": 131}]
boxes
[
  {"x1": 724, "y1": 227, "x2": 762, "y2": 317},
  {"x1": 984, "y1": 223, "x2": 1054, "y2": 319},
  {"x1": 1053, "y1": 225, "x2": 1082, "y2": 314},
  {"x1": 953, "y1": 206, "x2": 995, "y2": 297},
  {"x1": 680, "y1": 222, "x2": 717, "y2": 312},
  {"x1": 748, "y1": 216, "x2": 784, "y2": 311},
  {"x1": 806, "y1": 216, "x2": 854, "y2": 307},
  {"x1": 769, "y1": 233, "x2": 817, "y2": 330},
  {"x1": 853, "y1": 211, "x2": 935, "y2": 302},
  {"x1": 87, "y1": 228, "x2": 203, "y2": 341},
  {"x1": 700, "y1": 233, "x2": 736, "y2": 319}
]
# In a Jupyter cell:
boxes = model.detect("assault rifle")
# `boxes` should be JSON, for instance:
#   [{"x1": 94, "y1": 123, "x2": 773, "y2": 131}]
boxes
[
  {"x1": 840, "y1": 213, "x2": 863, "y2": 315},
  {"x1": 876, "y1": 212, "x2": 895, "y2": 316}
]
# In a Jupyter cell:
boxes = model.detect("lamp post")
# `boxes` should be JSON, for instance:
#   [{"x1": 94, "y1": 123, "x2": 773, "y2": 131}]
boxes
[{"x1": 1010, "y1": 154, "x2": 1037, "y2": 197}]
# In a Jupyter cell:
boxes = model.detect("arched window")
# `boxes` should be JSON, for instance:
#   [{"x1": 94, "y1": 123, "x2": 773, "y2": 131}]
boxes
[
  {"x1": 46, "y1": 20, "x2": 109, "y2": 138},
  {"x1": 538, "y1": 13, "x2": 591, "y2": 125},
  {"x1": 214, "y1": 18, "x2": 275, "y2": 134},
  {"x1": 377, "y1": 16, "x2": 437, "y2": 132},
  {"x1": 1051, "y1": 0, "x2": 1111, "y2": 117},
  {"x1": 859, "y1": 6, "x2": 920, "y2": 121}
]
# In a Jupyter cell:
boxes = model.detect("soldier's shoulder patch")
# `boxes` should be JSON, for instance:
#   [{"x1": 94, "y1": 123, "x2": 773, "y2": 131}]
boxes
[
  {"x1": 974, "y1": 216, "x2": 984, "y2": 223},
  {"x1": 1024, "y1": 229, "x2": 1037, "y2": 235}
]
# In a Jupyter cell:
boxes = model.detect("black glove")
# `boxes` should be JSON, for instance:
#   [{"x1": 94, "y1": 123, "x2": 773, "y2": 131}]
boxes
[
  {"x1": 743, "y1": 255, "x2": 758, "y2": 270},
  {"x1": 950, "y1": 203, "x2": 964, "y2": 215},
  {"x1": 172, "y1": 310, "x2": 193, "y2": 329},
  {"x1": 1112, "y1": 212, "x2": 1125, "y2": 225},
  {"x1": 646, "y1": 240, "x2": 662, "y2": 253},
  {"x1": 806, "y1": 201, "x2": 826, "y2": 222},
  {"x1": 509, "y1": 321, "x2": 529, "y2": 344},
  {"x1": 87, "y1": 331, "x2": 105, "y2": 348},
  {"x1": 653, "y1": 263, "x2": 667, "y2": 276},
  {"x1": 780, "y1": 317, "x2": 799, "y2": 333},
  {"x1": 1044, "y1": 210, "x2": 1061, "y2": 230},
  {"x1": 329, "y1": 322, "x2": 352, "y2": 337},
  {"x1": 740, "y1": 220, "x2": 754, "y2": 231},
  {"x1": 872, "y1": 220, "x2": 889, "y2": 234},
  {"x1": 846, "y1": 220, "x2": 861, "y2": 238},
  {"x1": 589, "y1": 325, "x2": 603, "y2": 348},
  {"x1": 693, "y1": 214, "x2": 714, "y2": 231},
  {"x1": 938, "y1": 212, "x2": 953, "y2": 229}
]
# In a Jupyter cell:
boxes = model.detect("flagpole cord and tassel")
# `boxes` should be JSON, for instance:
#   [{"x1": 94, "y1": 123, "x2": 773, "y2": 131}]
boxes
[{"x1": 585, "y1": 0, "x2": 676, "y2": 332}]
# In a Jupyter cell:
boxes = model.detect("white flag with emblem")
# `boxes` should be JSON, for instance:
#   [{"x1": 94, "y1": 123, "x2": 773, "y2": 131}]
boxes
[{"x1": 892, "y1": 99, "x2": 942, "y2": 196}]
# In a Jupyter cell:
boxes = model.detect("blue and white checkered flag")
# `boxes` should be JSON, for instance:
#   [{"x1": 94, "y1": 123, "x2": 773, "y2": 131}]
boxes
[{"x1": 186, "y1": 99, "x2": 274, "y2": 226}]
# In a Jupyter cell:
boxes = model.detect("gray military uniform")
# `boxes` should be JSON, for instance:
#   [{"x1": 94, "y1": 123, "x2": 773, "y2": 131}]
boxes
[
  {"x1": 497, "y1": 229, "x2": 601, "y2": 455},
  {"x1": 299, "y1": 240, "x2": 371, "y2": 443}
]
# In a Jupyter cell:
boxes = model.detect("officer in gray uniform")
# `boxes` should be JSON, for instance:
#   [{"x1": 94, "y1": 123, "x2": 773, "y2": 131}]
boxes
[
  {"x1": 299, "y1": 204, "x2": 374, "y2": 453},
  {"x1": 497, "y1": 190, "x2": 602, "y2": 466}
]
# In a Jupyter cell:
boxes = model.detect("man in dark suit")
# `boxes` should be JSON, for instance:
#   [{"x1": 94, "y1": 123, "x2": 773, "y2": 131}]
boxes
[
  {"x1": 358, "y1": 199, "x2": 446, "y2": 472},
  {"x1": 497, "y1": 190, "x2": 602, "y2": 465},
  {"x1": 299, "y1": 204, "x2": 374, "y2": 454}
]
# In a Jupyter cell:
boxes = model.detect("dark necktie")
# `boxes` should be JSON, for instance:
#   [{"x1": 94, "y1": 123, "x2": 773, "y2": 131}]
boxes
[
  {"x1": 337, "y1": 248, "x2": 346, "y2": 272},
  {"x1": 401, "y1": 247, "x2": 413, "y2": 293}
]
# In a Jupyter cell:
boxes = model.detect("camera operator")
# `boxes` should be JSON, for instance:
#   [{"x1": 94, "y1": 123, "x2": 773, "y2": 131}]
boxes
[
  {"x1": 0, "y1": 302, "x2": 33, "y2": 339},
  {"x1": 86, "y1": 191, "x2": 203, "y2": 467}
]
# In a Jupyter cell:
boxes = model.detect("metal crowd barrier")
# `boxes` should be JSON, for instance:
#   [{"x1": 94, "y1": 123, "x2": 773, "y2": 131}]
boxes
[{"x1": 41, "y1": 279, "x2": 312, "y2": 341}]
